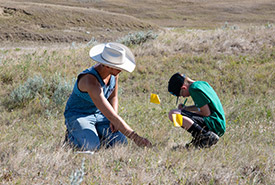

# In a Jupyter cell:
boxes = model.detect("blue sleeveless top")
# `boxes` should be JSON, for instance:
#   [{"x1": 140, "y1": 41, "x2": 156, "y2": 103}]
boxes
[{"x1": 64, "y1": 66, "x2": 116, "y2": 120}]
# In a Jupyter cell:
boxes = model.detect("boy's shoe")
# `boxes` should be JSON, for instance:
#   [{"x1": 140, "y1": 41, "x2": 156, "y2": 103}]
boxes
[
  {"x1": 186, "y1": 131, "x2": 219, "y2": 149},
  {"x1": 197, "y1": 131, "x2": 219, "y2": 148},
  {"x1": 185, "y1": 138, "x2": 199, "y2": 149}
]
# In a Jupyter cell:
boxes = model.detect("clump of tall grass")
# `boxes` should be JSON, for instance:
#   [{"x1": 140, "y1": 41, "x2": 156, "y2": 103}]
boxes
[
  {"x1": 9, "y1": 75, "x2": 46, "y2": 108},
  {"x1": 50, "y1": 74, "x2": 75, "y2": 106},
  {"x1": 70, "y1": 158, "x2": 85, "y2": 185},
  {"x1": 117, "y1": 30, "x2": 158, "y2": 47},
  {"x1": 5, "y1": 73, "x2": 75, "y2": 111},
  {"x1": 265, "y1": 22, "x2": 273, "y2": 29},
  {"x1": 221, "y1": 21, "x2": 239, "y2": 30}
]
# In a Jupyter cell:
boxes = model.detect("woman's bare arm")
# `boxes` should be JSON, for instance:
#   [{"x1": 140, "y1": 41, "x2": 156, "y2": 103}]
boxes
[{"x1": 78, "y1": 74, "x2": 152, "y2": 147}]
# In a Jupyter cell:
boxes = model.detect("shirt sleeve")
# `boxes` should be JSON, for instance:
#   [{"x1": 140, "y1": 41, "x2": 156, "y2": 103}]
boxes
[{"x1": 191, "y1": 89, "x2": 211, "y2": 108}]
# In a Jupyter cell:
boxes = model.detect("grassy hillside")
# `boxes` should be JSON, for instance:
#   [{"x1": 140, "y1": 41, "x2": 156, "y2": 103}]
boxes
[
  {"x1": 5, "y1": 0, "x2": 275, "y2": 28},
  {"x1": 0, "y1": 25, "x2": 274, "y2": 184},
  {"x1": 1, "y1": 0, "x2": 275, "y2": 45}
]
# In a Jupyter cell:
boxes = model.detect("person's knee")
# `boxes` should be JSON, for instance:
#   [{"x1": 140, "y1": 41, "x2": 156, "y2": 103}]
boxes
[
  {"x1": 82, "y1": 139, "x2": 100, "y2": 151},
  {"x1": 182, "y1": 116, "x2": 194, "y2": 130},
  {"x1": 167, "y1": 111, "x2": 194, "y2": 130},
  {"x1": 168, "y1": 109, "x2": 181, "y2": 122},
  {"x1": 71, "y1": 129, "x2": 100, "y2": 151}
]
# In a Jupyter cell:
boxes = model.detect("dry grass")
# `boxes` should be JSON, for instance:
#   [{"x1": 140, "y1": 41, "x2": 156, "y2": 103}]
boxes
[
  {"x1": 135, "y1": 26, "x2": 275, "y2": 56},
  {"x1": 1, "y1": 24, "x2": 274, "y2": 184}
]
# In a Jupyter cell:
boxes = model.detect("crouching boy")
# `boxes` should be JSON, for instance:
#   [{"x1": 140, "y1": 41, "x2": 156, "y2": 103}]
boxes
[{"x1": 168, "y1": 73, "x2": 226, "y2": 148}]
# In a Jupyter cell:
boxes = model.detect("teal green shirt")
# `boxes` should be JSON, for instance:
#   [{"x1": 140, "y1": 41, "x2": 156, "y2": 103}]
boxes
[{"x1": 189, "y1": 81, "x2": 226, "y2": 136}]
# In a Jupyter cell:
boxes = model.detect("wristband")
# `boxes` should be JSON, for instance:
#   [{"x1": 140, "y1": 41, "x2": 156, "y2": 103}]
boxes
[{"x1": 128, "y1": 131, "x2": 138, "y2": 140}]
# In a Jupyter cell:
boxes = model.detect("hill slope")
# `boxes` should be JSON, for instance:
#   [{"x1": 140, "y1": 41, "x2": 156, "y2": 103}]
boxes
[
  {"x1": 1, "y1": 0, "x2": 274, "y2": 45},
  {"x1": 0, "y1": 0, "x2": 157, "y2": 43}
]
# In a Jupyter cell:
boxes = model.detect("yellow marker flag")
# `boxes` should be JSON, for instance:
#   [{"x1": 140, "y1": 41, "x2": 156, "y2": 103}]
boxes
[
  {"x1": 150, "y1": 93, "x2": 161, "y2": 104},
  {"x1": 172, "y1": 114, "x2": 183, "y2": 127}
]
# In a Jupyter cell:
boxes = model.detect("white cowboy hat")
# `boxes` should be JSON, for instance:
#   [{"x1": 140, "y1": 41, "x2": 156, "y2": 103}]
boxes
[{"x1": 89, "y1": 42, "x2": 136, "y2": 72}]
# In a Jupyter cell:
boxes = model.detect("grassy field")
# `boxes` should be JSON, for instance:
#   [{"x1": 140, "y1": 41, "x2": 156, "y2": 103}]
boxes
[{"x1": 0, "y1": 24, "x2": 274, "y2": 184}]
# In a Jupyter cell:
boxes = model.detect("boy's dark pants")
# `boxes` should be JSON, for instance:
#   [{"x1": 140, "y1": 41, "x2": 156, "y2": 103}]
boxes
[{"x1": 181, "y1": 109, "x2": 209, "y2": 132}]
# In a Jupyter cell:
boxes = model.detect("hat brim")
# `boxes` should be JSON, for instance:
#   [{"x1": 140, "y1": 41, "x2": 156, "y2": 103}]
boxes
[{"x1": 89, "y1": 43, "x2": 136, "y2": 73}]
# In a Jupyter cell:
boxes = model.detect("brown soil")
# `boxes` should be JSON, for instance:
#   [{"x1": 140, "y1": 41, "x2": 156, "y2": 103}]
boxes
[{"x1": 0, "y1": 0, "x2": 274, "y2": 45}]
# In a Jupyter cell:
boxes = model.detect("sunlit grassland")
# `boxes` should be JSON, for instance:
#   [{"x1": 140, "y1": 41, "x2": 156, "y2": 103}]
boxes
[{"x1": 0, "y1": 26, "x2": 274, "y2": 184}]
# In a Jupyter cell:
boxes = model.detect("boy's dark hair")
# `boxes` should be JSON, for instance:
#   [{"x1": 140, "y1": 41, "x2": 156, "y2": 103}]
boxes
[{"x1": 168, "y1": 73, "x2": 186, "y2": 97}]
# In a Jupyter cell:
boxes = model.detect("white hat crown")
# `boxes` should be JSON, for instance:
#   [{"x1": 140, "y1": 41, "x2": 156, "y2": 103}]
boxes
[
  {"x1": 89, "y1": 42, "x2": 136, "y2": 73},
  {"x1": 101, "y1": 43, "x2": 126, "y2": 65}
]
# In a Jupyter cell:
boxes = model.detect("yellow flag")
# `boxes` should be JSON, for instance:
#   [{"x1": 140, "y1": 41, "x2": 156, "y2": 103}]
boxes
[
  {"x1": 150, "y1": 93, "x2": 161, "y2": 104},
  {"x1": 172, "y1": 114, "x2": 183, "y2": 127}
]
